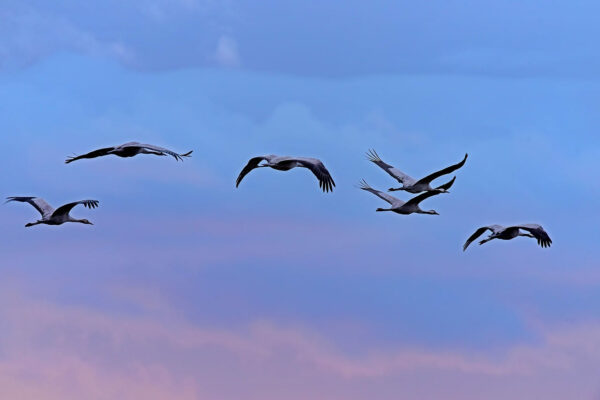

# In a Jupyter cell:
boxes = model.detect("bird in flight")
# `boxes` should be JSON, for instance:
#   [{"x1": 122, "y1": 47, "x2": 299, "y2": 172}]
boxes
[
  {"x1": 366, "y1": 149, "x2": 467, "y2": 193},
  {"x1": 65, "y1": 142, "x2": 193, "y2": 163},
  {"x1": 6, "y1": 197, "x2": 99, "y2": 227},
  {"x1": 236, "y1": 155, "x2": 336, "y2": 192},
  {"x1": 463, "y1": 224, "x2": 552, "y2": 251},
  {"x1": 358, "y1": 179, "x2": 446, "y2": 215}
]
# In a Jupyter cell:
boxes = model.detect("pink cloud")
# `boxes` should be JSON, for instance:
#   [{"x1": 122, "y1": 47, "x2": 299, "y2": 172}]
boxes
[{"x1": 0, "y1": 284, "x2": 599, "y2": 399}]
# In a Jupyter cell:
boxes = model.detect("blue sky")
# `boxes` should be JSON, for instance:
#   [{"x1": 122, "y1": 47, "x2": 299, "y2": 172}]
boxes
[{"x1": 1, "y1": 1, "x2": 600, "y2": 399}]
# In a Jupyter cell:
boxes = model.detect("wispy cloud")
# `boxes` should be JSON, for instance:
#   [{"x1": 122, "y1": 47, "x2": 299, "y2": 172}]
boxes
[
  {"x1": 0, "y1": 4, "x2": 134, "y2": 69},
  {"x1": 141, "y1": 0, "x2": 204, "y2": 22},
  {"x1": 1, "y1": 284, "x2": 599, "y2": 400}
]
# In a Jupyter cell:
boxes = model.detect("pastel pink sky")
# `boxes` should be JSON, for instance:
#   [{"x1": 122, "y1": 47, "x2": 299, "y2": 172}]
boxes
[{"x1": 0, "y1": 282, "x2": 599, "y2": 400}]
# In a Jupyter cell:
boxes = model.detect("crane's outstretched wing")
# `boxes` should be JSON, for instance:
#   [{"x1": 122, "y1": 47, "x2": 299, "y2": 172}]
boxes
[
  {"x1": 404, "y1": 189, "x2": 446, "y2": 207},
  {"x1": 463, "y1": 225, "x2": 501, "y2": 251},
  {"x1": 132, "y1": 143, "x2": 193, "y2": 161},
  {"x1": 515, "y1": 224, "x2": 552, "y2": 248},
  {"x1": 435, "y1": 176, "x2": 456, "y2": 191},
  {"x1": 358, "y1": 179, "x2": 403, "y2": 206},
  {"x1": 296, "y1": 158, "x2": 336, "y2": 192},
  {"x1": 5, "y1": 197, "x2": 55, "y2": 218},
  {"x1": 415, "y1": 153, "x2": 468, "y2": 185},
  {"x1": 65, "y1": 147, "x2": 115, "y2": 164},
  {"x1": 236, "y1": 156, "x2": 267, "y2": 187},
  {"x1": 52, "y1": 200, "x2": 99, "y2": 218},
  {"x1": 366, "y1": 149, "x2": 415, "y2": 185}
]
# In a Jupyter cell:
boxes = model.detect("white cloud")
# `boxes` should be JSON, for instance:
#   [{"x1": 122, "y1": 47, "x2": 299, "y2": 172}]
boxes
[{"x1": 214, "y1": 35, "x2": 240, "y2": 67}]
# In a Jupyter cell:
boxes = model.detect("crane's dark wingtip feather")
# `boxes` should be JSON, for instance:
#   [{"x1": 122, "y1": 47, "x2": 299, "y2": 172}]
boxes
[{"x1": 366, "y1": 148, "x2": 381, "y2": 162}]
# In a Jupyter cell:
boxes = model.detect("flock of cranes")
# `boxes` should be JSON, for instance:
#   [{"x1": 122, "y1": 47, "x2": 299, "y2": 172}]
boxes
[{"x1": 6, "y1": 141, "x2": 552, "y2": 251}]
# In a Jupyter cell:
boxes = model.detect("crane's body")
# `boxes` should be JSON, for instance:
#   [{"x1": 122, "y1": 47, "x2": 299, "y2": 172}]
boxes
[
  {"x1": 358, "y1": 180, "x2": 446, "y2": 215},
  {"x1": 366, "y1": 149, "x2": 467, "y2": 193},
  {"x1": 6, "y1": 197, "x2": 99, "y2": 227},
  {"x1": 66, "y1": 142, "x2": 192, "y2": 163},
  {"x1": 236, "y1": 154, "x2": 336, "y2": 193},
  {"x1": 463, "y1": 224, "x2": 552, "y2": 251}
]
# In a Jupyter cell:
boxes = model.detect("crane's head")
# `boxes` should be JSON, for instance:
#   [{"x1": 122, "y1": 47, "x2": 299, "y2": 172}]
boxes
[
  {"x1": 425, "y1": 210, "x2": 439, "y2": 215},
  {"x1": 79, "y1": 219, "x2": 93, "y2": 225}
]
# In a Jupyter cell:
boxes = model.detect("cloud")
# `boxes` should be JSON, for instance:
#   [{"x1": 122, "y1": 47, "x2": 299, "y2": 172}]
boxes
[
  {"x1": 1, "y1": 0, "x2": 598, "y2": 77},
  {"x1": 214, "y1": 35, "x2": 240, "y2": 67},
  {"x1": 141, "y1": 0, "x2": 203, "y2": 22},
  {"x1": 1, "y1": 284, "x2": 600, "y2": 400},
  {"x1": 0, "y1": 4, "x2": 133, "y2": 70}
]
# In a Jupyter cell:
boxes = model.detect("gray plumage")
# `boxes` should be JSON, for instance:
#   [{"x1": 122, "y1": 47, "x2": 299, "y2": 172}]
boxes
[
  {"x1": 6, "y1": 197, "x2": 99, "y2": 227},
  {"x1": 463, "y1": 224, "x2": 552, "y2": 251},
  {"x1": 66, "y1": 142, "x2": 193, "y2": 163},
  {"x1": 236, "y1": 155, "x2": 335, "y2": 192},
  {"x1": 366, "y1": 149, "x2": 466, "y2": 193},
  {"x1": 358, "y1": 179, "x2": 446, "y2": 215}
]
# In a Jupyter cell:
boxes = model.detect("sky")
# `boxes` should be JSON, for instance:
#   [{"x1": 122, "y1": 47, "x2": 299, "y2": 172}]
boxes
[{"x1": 1, "y1": 1, "x2": 600, "y2": 399}]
